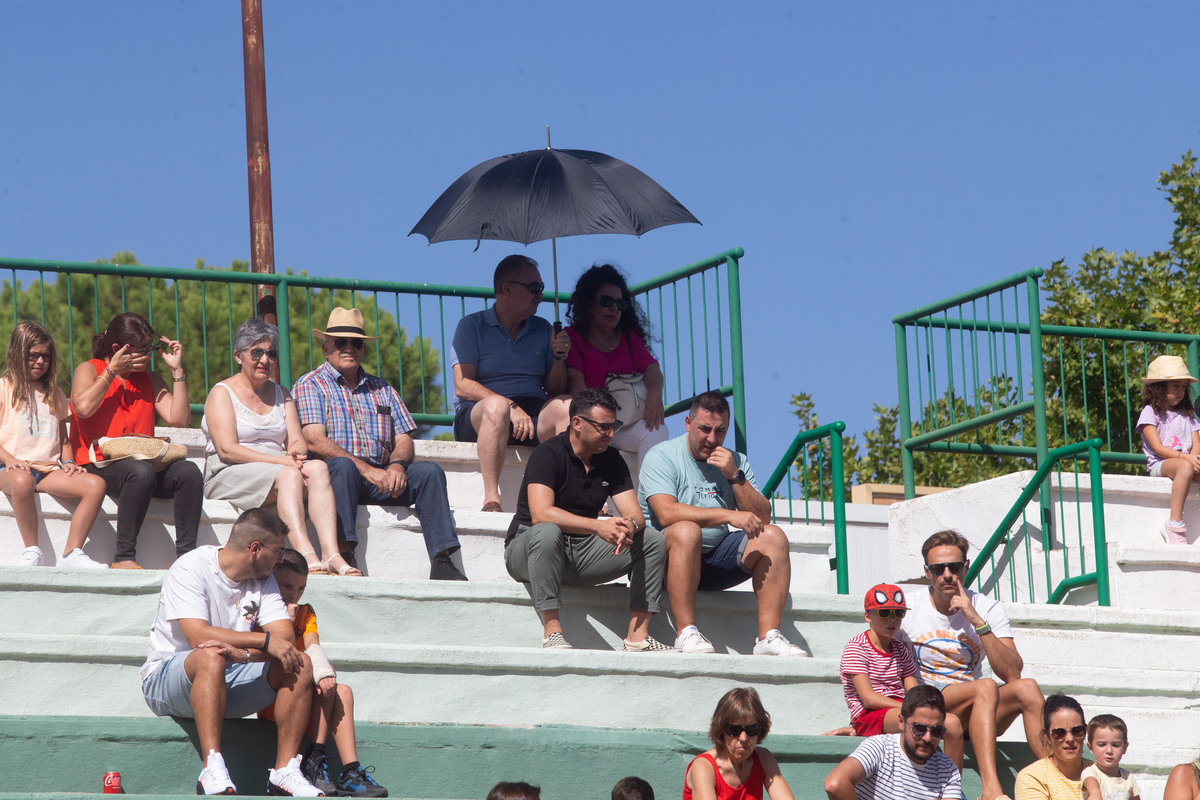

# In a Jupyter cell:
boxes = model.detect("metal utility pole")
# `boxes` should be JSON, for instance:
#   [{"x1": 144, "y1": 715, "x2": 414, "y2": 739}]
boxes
[{"x1": 241, "y1": 0, "x2": 276, "y2": 313}]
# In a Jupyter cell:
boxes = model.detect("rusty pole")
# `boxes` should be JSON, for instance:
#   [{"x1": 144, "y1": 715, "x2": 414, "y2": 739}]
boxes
[{"x1": 242, "y1": 0, "x2": 276, "y2": 312}]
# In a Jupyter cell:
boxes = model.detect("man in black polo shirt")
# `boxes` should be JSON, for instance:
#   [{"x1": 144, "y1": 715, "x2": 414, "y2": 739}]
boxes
[{"x1": 504, "y1": 387, "x2": 670, "y2": 651}]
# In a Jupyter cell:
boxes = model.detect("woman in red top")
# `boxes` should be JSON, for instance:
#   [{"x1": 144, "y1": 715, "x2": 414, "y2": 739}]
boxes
[
  {"x1": 70, "y1": 312, "x2": 201, "y2": 569},
  {"x1": 683, "y1": 687, "x2": 795, "y2": 800}
]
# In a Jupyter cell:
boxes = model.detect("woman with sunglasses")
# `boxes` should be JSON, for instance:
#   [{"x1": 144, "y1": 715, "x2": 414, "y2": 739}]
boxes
[
  {"x1": 201, "y1": 319, "x2": 355, "y2": 575},
  {"x1": 70, "y1": 311, "x2": 201, "y2": 569},
  {"x1": 683, "y1": 687, "x2": 795, "y2": 800},
  {"x1": 540, "y1": 264, "x2": 667, "y2": 470},
  {"x1": 1014, "y1": 694, "x2": 1090, "y2": 799},
  {"x1": 0, "y1": 321, "x2": 108, "y2": 567},
  {"x1": 201, "y1": 318, "x2": 358, "y2": 576}
]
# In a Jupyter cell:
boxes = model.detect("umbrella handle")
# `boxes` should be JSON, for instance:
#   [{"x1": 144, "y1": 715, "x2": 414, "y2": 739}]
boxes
[{"x1": 553, "y1": 321, "x2": 562, "y2": 334}]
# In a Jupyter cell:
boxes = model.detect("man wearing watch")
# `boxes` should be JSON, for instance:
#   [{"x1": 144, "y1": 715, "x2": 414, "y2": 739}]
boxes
[
  {"x1": 896, "y1": 529, "x2": 1046, "y2": 800},
  {"x1": 637, "y1": 390, "x2": 808, "y2": 656},
  {"x1": 293, "y1": 307, "x2": 466, "y2": 580}
]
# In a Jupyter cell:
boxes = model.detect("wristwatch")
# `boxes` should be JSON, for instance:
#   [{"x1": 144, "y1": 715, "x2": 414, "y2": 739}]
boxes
[{"x1": 730, "y1": 469, "x2": 746, "y2": 486}]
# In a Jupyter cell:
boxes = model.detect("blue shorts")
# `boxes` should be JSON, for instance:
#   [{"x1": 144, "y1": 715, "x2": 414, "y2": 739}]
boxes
[
  {"x1": 0, "y1": 465, "x2": 51, "y2": 486},
  {"x1": 1150, "y1": 461, "x2": 1164, "y2": 477},
  {"x1": 697, "y1": 530, "x2": 753, "y2": 591},
  {"x1": 142, "y1": 650, "x2": 275, "y2": 719},
  {"x1": 454, "y1": 395, "x2": 548, "y2": 443}
]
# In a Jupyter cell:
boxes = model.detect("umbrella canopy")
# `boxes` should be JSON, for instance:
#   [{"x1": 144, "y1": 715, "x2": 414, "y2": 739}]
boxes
[{"x1": 409, "y1": 147, "x2": 700, "y2": 247}]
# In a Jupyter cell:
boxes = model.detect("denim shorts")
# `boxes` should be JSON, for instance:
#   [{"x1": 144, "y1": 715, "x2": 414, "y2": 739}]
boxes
[
  {"x1": 697, "y1": 529, "x2": 753, "y2": 591},
  {"x1": 0, "y1": 464, "x2": 51, "y2": 486},
  {"x1": 142, "y1": 650, "x2": 275, "y2": 719}
]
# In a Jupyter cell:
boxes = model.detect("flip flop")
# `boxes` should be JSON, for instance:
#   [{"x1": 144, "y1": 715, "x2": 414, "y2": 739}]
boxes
[
  {"x1": 482, "y1": 501, "x2": 503, "y2": 512},
  {"x1": 322, "y1": 554, "x2": 363, "y2": 577}
]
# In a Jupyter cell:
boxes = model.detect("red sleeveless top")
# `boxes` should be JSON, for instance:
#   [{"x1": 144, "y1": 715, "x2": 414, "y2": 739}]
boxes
[
  {"x1": 69, "y1": 359, "x2": 156, "y2": 465},
  {"x1": 683, "y1": 751, "x2": 764, "y2": 800}
]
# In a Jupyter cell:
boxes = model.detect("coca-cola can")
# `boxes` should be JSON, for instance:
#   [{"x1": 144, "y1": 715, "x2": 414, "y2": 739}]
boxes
[{"x1": 102, "y1": 771, "x2": 122, "y2": 793}]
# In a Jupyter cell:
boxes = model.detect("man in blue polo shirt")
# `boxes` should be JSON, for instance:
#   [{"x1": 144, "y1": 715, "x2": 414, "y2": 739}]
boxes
[{"x1": 451, "y1": 254, "x2": 570, "y2": 513}]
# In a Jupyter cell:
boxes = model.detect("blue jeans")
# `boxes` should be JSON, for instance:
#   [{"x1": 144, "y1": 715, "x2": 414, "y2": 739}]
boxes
[{"x1": 323, "y1": 457, "x2": 460, "y2": 559}]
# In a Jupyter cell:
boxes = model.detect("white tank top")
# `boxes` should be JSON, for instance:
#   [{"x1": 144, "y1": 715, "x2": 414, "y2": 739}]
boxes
[{"x1": 201, "y1": 381, "x2": 287, "y2": 456}]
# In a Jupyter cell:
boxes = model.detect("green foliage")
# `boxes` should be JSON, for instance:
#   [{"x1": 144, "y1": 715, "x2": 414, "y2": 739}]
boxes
[
  {"x1": 0, "y1": 253, "x2": 443, "y2": 431},
  {"x1": 787, "y1": 392, "x2": 858, "y2": 499}
]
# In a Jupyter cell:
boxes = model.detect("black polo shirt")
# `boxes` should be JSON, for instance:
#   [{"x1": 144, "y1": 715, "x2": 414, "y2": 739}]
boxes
[{"x1": 505, "y1": 431, "x2": 633, "y2": 545}]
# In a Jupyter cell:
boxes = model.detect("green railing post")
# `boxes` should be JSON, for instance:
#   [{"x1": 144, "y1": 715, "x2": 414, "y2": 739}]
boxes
[
  {"x1": 725, "y1": 251, "x2": 748, "y2": 454},
  {"x1": 1026, "y1": 274, "x2": 1052, "y2": 547},
  {"x1": 1188, "y1": 341, "x2": 1199, "y2": 391},
  {"x1": 830, "y1": 423, "x2": 848, "y2": 594},
  {"x1": 895, "y1": 322, "x2": 915, "y2": 498},
  {"x1": 1089, "y1": 441, "x2": 1110, "y2": 606},
  {"x1": 276, "y1": 280, "x2": 292, "y2": 388}
]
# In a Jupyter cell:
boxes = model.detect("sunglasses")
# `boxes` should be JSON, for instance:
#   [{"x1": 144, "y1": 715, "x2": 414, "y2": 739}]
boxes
[
  {"x1": 597, "y1": 295, "x2": 630, "y2": 311},
  {"x1": 925, "y1": 561, "x2": 968, "y2": 576},
  {"x1": 1049, "y1": 725, "x2": 1087, "y2": 741},
  {"x1": 507, "y1": 279, "x2": 545, "y2": 294},
  {"x1": 907, "y1": 722, "x2": 947, "y2": 739},
  {"x1": 26, "y1": 351, "x2": 52, "y2": 363},
  {"x1": 332, "y1": 337, "x2": 366, "y2": 351},
  {"x1": 132, "y1": 341, "x2": 164, "y2": 355},
  {"x1": 724, "y1": 723, "x2": 764, "y2": 738},
  {"x1": 872, "y1": 608, "x2": 906, "y2": 619},
  {"x1": 577, "y1": 415, "x2": 623, "y2": 435},
  {"x1": 248, "y1": 348, "x2": 279, "y2": 362}
]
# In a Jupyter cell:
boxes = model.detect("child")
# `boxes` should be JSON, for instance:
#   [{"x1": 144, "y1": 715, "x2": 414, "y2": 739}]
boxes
[
  {"x1": 840, "y1": 584, "x2": 921, "y2": 736},
  {"x1": 0, "y1": 321, "x2": 107, "y2": 567},
  {"x1": 1082, "y1": 713, "x2": 1140, "y2": 800},
  {"x1": 268, "y1": 549, "x2": 389, "y2": 798},
  {"x1": 1137, "y1": 354, "x2": 1200, "y2": 544}
]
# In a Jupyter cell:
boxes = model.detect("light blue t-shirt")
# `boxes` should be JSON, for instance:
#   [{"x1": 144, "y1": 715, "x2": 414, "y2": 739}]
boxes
[
  {"x1": 637, "y1": 433, "x2": 757, "y2": 551},
  {"x1": 450, "y1": 305, "x2": 554, "y2": 413}
]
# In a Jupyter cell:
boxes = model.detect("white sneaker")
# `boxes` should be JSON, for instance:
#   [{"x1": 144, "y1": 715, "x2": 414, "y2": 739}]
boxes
[
  {"x1": 17, "y1": 546, "x2": 45, "y2": 567},
  {"x1": 60, "y1": 548, "x2": 109, "y2": 569},
  {"x1": 196, "y1": 750, "x2": 236, "y2": 795},
  {"x1": 675, "y1": 627, "x2": 716, "y2": 654},
  {"x1": 752, "y1": 630, "x2": 810, "y2": 657},
  {"x1": 268, "y1": 754, "x2": 324, "y2": 796}
]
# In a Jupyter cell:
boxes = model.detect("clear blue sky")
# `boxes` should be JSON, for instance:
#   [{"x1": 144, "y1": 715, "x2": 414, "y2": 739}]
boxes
[{"x1": 4, "y1": 2, "x2": 1199, "y2": 465}]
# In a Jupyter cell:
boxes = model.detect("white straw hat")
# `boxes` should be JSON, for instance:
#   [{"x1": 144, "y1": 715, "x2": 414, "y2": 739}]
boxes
[{"x1": 1141, "y1": 355, "x2": 1198, "y2": 384}]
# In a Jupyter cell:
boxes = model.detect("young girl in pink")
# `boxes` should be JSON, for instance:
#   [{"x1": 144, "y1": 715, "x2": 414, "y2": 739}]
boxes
[{"x1": 1137, "y1": 355, "x2": 1200, "y2": 544}]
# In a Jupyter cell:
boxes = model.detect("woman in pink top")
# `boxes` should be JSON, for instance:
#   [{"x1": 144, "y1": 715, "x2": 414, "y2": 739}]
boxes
[
  {"x1": 0, "y1": 321, "x2": 107, "y2": 567},
  {"x1": 540, "y1": 264, "x2": 668, "y2": 469},
  {"x1": 683, "y1": 687, "x2": 795, "y2": 800}
]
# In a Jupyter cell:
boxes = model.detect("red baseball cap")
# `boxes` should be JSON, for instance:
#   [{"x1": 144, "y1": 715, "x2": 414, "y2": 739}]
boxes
[{"x1": 864, "y1": 583, "x2": 907, "y2": 612}]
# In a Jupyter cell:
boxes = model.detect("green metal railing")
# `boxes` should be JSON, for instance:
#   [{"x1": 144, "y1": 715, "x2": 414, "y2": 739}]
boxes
[
  {"x1": 761, "y1": 421, "x2": 849, "y2": 594},
  {"x1": 965, "y1": 438, "x2": 1109, "y2": 606},
  {"x1": 0, "y1": 249, "x2": 748, "y2": 445}
]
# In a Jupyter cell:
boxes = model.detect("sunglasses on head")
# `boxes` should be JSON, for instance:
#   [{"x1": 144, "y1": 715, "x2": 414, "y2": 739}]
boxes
[
  {"x1": 332, "y1": 337, "x2": 366, "y2": 351},
  {"x1": 907, "y1": 722, "x2": 946, "y2": 739},
  {"x1": 577, "y1": 415, "x2": 623, "y2": 435},
  {"x1": 597, "y1": 295, "x2": 630, "y2": 311},
  {"x1": 724, "y1": 723, "x2": 764, "y2": 738},
  {"x1": 872, "y1": 608, "x2": 906, "y2": 619},
  {"x1": 926, "y1": 560, "x2": 968, "y2": 576},
  {"x1": 248, "y1": 348, "x2": 279, "y2": 362},
  {"x1": 1049, "y1": 725, "x2": 1087, "y2": 741}
]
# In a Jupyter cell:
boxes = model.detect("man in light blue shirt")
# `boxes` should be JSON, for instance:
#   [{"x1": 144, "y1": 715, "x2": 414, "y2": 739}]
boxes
[{"x1": 638, "y1": 390, "x2": 808, "y2": 656}]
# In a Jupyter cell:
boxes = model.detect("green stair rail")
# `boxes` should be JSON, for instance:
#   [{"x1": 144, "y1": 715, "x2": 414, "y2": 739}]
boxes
[{"x1": 761, "y1": 421, "x2": 849, "y2": 594}]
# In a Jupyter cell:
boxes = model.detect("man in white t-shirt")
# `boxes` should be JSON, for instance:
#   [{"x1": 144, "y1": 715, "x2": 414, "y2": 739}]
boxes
[
  {"x1": 824, "y1": 685, "x2": 962, "y2": 799},
  {"x1": 140, "y1": 508, "x2": 321, "y2": 796},
  {"x1": 895, "y1": 529, "x2": 1046, "y2": 800}
]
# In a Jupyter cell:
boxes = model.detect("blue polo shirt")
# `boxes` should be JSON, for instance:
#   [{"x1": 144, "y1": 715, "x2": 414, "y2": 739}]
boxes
[{"x1": 450, "y1": 305, "x2": 554, "y2": 413}]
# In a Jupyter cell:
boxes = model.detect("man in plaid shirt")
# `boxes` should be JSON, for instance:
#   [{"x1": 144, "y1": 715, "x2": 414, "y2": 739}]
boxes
[{"x1": 293, "y1": 307, "x2": 466, "y2": 580}]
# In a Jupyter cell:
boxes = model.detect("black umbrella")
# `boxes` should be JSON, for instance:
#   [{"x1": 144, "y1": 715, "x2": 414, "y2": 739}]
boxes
[{"x1": 410, "y1": 142, "x2": 700, "y2": 323}]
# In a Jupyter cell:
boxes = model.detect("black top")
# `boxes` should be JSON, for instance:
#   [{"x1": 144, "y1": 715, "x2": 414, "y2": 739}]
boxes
[{"x1": 506, "y1": 431, "x2": 633, "y2": 545}]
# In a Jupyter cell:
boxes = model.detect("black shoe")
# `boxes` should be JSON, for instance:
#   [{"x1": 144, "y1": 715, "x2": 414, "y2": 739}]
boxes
[
  {"x1": 338, "y1": 765, "x2": 388, "y2": 798},
  {"x1": 340, "y1": 547, "x2": 358, "y2": 570},
  {"x1": 301, "y1": 751, "x2": 339, "y2": 796},
  {"x1": 429, "y1": 551, "x2": 467, "y2": 581}
]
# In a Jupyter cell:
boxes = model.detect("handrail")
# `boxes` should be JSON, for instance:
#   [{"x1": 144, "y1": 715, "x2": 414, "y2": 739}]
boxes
[
  {"x1": 762, "y1": 421, "x2": 849, "y2": 595},
  {"x1": 891, "y1": 268, "x2": 1043, "y2": 326}
]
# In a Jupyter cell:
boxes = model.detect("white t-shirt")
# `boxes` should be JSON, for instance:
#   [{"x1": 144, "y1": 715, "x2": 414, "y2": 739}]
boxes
[
  {"x1": 1081, "y1": 764, "x2": 1140, "y2": 800},
  {"x1": 848, "y1": 733, "x2": 961, "y2": 800},
  {"x1": 140, "y1": 546, "x2": 288, "y2": 681},
  {"x1": 896, "y1": 587, "x2": 1013, "y2": 688}
]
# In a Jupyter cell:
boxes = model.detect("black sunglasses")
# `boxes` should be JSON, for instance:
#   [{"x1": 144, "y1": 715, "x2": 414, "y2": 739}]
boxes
[
  {"x1": 872, "y1": 608, "x2": 906, "y2": 619},
  {"x1": 508, "y1": 279, "x2": 545, "y2": 294},
  {"x1": 131, "y1": 341, "x2": 164, "y2": 355},
  {"x1": 906, "y1": 722, "x2": 946, "y2": 739},
  {"x1": 332, "y1": 337, "x2": 366, "y2": 351},
  {"x1": 597, "y1": 295, "x2": 630, "y2": 311},
  {"x1": 925, "y1": 561, "x2": 968, "y2": 576},
  {"x1": 577, "y1": 415, "x2": 623, "y2": 435},
  {"x1": 1049, "y1": 725, "x2": 1087, "y2": 741},
  {"x1": 248, "y1": 348, "x2": 279, "y2": 362},
  {"x1": 724, "y1": 723, "x2": 764, "y2": 738}
]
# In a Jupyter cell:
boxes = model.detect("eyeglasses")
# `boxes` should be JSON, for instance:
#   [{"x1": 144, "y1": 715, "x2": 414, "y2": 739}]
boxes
[
  {"x1": 597, "y1": 295, "x2": 630, "y2": 311},
  {"x1": 257, "y1": 542, "x2": 286, "y2": 560},
  {"x1": 906, "y1": 722, "x2": 946, "y2": 739},
  {"x1": 577, "y1": 415, "x2": 623, "y2": 435},
  {"x1": 332, "y1": 337, "x2": 366, "y2": 351},
  {"x1": 1048, "y1": 725, "x2": 1087, "y2": 741},
  {"x1": 872, "y1": 608, "x2": 906, "y2": 619},
  {"x1": 26, "y1": 352, "x2": 52, "y2": 363},
  {"x1": 724, "y1": 723, "x2": 764, "y2": 738},
  {"x1": 925, "y1": 561, "x2": 968, "y2": 576},
  {"x1": 248, "y1": 348, "x2": 279, "y2": 362},
  {"x1": 507, "y1": 279, "x2": 545, "y2": 294}
]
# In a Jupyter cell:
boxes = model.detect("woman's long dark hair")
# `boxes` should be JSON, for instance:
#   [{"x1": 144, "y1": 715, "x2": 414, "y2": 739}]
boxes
[
  {"x1": 91, "y1": 312, "x2": 153, "y2": 360},
  {"x1": 565, "y1": 263, "x2": 653, "y2": 355}
]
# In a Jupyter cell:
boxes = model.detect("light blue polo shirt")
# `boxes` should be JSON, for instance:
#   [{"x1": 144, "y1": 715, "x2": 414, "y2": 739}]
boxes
[
  {"x1": 450, "y1": 305, "x2": 554, "y2": 413},
  {"x1": 638, "y1": 434, "x2": 758, "y2": 551}
]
